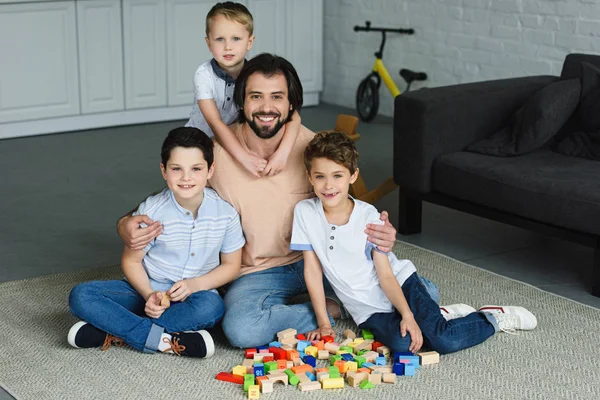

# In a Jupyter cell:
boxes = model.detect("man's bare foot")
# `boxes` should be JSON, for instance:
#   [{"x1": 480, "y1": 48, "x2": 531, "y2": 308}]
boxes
[{"x1": 325, "y1": 298, "x2": 341, "y2": 319}]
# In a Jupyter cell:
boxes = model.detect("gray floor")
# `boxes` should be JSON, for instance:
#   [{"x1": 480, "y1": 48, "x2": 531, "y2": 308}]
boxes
[{"x1": 1, "y1": 103, "x2": 599, "y2": 399}]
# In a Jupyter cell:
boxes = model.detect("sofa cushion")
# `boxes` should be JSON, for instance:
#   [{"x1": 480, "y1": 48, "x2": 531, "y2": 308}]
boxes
[
  {"x1": 466, "y1": 79, "x2": 580, "y2": 156},
  {"x1": 576, "y1": 62, "x2": 600, "y2": 133},
  {"x1": 432, "y1": 150, "x2": 600, "y2": 235}
]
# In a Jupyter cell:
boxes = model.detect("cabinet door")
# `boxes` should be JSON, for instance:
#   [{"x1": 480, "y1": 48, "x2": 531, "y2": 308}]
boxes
[
  {"x1": 166, "y1": 0, "x2": 214, "y2": 106},
  {"x1": 246, "y1": 0, "x2": 286, "y2": 57},
  {"x1": 77, "y1": 0, "x2": 124, "y2": 114},
  {"x1": 123, "y1": 0, "x2": 167, "y2": 109},
  {"x1": 285, "y1": 0, "x2": 322, "y2": 94},
  {"x1": 0, "y1": 1, "x2": 79, "y2": 123}
]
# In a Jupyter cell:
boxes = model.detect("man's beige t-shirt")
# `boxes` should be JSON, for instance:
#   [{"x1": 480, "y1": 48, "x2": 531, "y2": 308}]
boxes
[{"x1": 209, "y1": 123, "x2": 315, "y2": 275}]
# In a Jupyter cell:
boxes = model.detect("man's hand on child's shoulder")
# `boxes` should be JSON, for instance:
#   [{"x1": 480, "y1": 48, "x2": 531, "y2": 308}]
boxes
[
  {"x1": 118, "y1": 215, "x2": 162, "y2": 250},
  {"x1": 365, "y1": 211, "x2": 397, "y2": 253}
]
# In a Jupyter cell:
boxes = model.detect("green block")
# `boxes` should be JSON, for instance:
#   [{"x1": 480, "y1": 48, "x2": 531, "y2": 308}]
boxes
[
  {"x1": 356, "y1": 349, "x2": 369, "y2": 356},
  {"x1": 359, "y1": 379, "x2": 375, "y2": 389},
  {"x1": 354, "y1": 355, "x2": 366, "y2": 368},
  {"x1": 284, "y1": 369, "x2": 299, "y2": 386},
  {"x1": 264, "y1": 361, "x2": 279, "y2": 372},
  {"x1": 328, "y1": 366, "x2": 340, "y2": 379},
  {"x1": 330, "y1": 354, "x2": 342, "y2": 365},
  {"x1": 244, "y1": 374, "x2": 255, "y2": 392},
  {"x1": 340, "y1": 346, "x2": 353, "y2": 353},
  {"x1": 361, "y1": 329, "x2": 374, "y2": 340}
]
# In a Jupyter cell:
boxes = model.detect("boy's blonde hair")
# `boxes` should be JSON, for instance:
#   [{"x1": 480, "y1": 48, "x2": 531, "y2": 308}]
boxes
[
  {"x1": 304, "y1": 131, "x2": 359, "y2": 175},
  {"x1": 206, "y1": 2, "x2": 254, "y2": 36}
]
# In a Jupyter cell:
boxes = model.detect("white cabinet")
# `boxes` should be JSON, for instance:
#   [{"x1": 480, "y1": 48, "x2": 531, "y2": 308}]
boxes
[
  {"x1": 247, "y1": 0, "x2": 286, "y2": 57},
  {"x1": 123, "y1": 0, "x2": 167, "y2": 109},
  {"x1": 77, "y1": 0, "x2": 124, "y2": 114},
  {"x1": 0, "y1": 1, "x2": 79, "y2": 123}
]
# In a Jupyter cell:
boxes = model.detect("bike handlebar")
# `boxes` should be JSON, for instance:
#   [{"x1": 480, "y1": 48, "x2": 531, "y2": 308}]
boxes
[{"x1": 354, "y1": 21, "x2": 414, "y2": 35}]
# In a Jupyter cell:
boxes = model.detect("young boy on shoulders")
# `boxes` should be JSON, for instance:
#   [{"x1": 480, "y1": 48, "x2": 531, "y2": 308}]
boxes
[
  {"x1": 68, "y1": 127, "x2": 245, "y2": 358},
  {"x1": 291, "y1": 131, "x2": 537, "y2": 354},
  {"x1": 186, "y1": 1, "x2": 301, "y2": 178}
]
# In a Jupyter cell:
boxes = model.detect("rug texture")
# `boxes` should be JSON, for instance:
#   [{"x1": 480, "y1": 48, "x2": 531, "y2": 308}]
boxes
[{"x1": 1, "y1": 241, "x2": 599, "y2": 400}]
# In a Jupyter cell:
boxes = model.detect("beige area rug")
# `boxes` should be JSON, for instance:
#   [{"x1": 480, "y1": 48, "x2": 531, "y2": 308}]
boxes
[{"x1": 1, "y1": 241, "x2": 600, "y2": 400}]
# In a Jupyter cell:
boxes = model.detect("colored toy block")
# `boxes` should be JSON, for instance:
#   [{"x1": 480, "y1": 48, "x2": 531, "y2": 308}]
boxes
[
  {"x1": 260, "y1": 379, "x2": 273, "y2": 394},
  {"x1": 382, "y1": 372, "x2": 396, "y2": 383},
  {"x1": 216, "y1": 372, "x2": 244, "y2": 384},
  {"x1": 253, "y1": 364, "x2": 265, "y2": 378},
  {"x1": 324, "y1": 342, "x2": 340, "y2": 354},
  {"x1": 339, "y1": 346, "x2": 353, "y2": 353},
  {"x1": 304, "y1": 345, "x2": 318, "y2": 357},
  {"x1": 233, "y1": 365, "x2": 247, "y2": 376},
  {"x1": 267, "y1": 370, "x2": 286, "y2": 377},
  {"x1": 371, "y1": 341, "x2": 384, "y2": 351},
  {"x1": 322, "y1": 377, "x2": 344, "y2": 389},
  {"x1": 404, "y1": 364, "x2": 416, "y2": 376},
  {"x1": 293, "y1": 357, "x2": 303, "y2": 366},
  {"x1": 279, "y1": 336, "x2": 298, "y2": 346},
  {"x1": 359, "y1": 379, "x2": 375, "y2": 389},
  {"x1": 286, "y1": 361, "x2": 294, "y2": 369},
  {"x1": 330, "y1": 354, "x2": 342, "y2": 365},
  {"x1": 316, "y1": 372, "x2": 330, "y2": 383},
  {"x1": 321, "y1": 335, "x2": 335, "y2": 343},
  {"x1": 262, "y1": 356, "x2": 274, "y2": 363},
  {"x1": 268, "y1": 341, "x2": 281, "y2": 348},
  {"x1": 327, "y1": 366, "x2": 340, "y2": 379},
  {"x1": 291, "y1": 364, "x2": 313, "y2": 375},
  {"x1": 312, "y1": 340, "x2": 324, "y2": 350},
  {"x1": 267, "y1": 374, "x2": 288, "y2": 386},
  {"x1": 363, "y1": 351, "x2": 379, "y2": 363},
  {"x1": 377, "y1": 346, "x2": 390, "y2": 357},
  {"x1": 268, "y1": 347, "x2": 287, "y2": 360},
  {"x1": 296, "y1": 333, "x2": 307, "y2": 340},
  {"x1": 340, "y1": 338, "x2": 353, "y2": 347},
  {"x1": 354, "y1": 355, "x2": 366, "y2": 368},
  {"x1": 264, "y1": 361, "x2": 278, "y2": 372},
  {"x1": 361, "y1": 329, "x2": 374, "y2": 340},
  {"x1": 277, "y1": 328, "x2": 297, "y2": 340},
  {"x1": 334, "y1": 360, "x2": 346, "y2": 373},
  {"x1": 256, "y1": 345, "x2": 268, "y2": 352},
  {"x1": 346, "y1": 371, "x2": 368, "y2": 387},
  {"x1": 357, "y1": 367, "x2": 371, "y2": 374},
  {"x1": 276, "y1": 360, "x2": 287, "y2": 370},
  {"x1": 356, "y1": 349, "x2": 369, "y2": 356},
  {"x1": 376, "y1": 356, "x2": 386, "y2": 366},
  {"x1": 299, "y1": 381, "x2": 322, "y2": 391},
  {"x1": 343, "y1": 329, "x2": 356, "y2": 339},
  {"x1": 306, "y1": 371, "x2": 316, "y2": 381},
  {"x1": 418, "y1": 351, "x2": 440, "y2": 365},
  {"x1": 318, "y1": 350, "x2": 329, "y2": 360},
  {"x1": 368, "y1": 372, "x2": 382, "y2": 385},
  {"x1": 245, "y1": 348, "x2": 257, "y2": 359},
  {"x1": 399, "y1": 356, "x2": 420, "y2": 367},
  {"x1": 253, "y1": 353, "x2": 272, "y2": 363},
  {"x1": 297, "y1": 372, "x2": 311, "y2": 384},
  {"x1": 296, "y1": 340, "x2": 310, "y2": 352},
  {"x1": 341, "y1": 353, "x2": 354, "y2": 362},
  {"x1": 244, "y1": 374, "x2": 255, "y2": 391},
  {"x1": 297, "y1": 351, "x2": 306, "y2": 359},
  {"x1": 362, "y1": 362, "x2": 375, "y2": 369},
  {"x1": 280, "y1": 344, "x2": 293, "y2": 351},
  {"x1": 303, "y1": 355, "x2": 316, "y2": 367},
  {"x1": 284, "y1": 369, "x2": 300, "y2": 386},
  {"x1": 286, "y1": 350, "x2": 299, "y2": 361},
  {"x1": 346, "y1": 361, "x2": 358, "y2": 372},
  {"x1": 248, "y1": 385, "x2": 260, "y2": 399},
  {"x1": 393, "y1": 362, "x2": 405, "y2": 376}
]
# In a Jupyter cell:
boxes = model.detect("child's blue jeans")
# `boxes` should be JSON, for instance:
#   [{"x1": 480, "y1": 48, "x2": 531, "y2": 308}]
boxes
[
  {"x1": 359, "y1": 272, "x2": 497, "y2": 354},
  {"x1": 69, "y1": 279, "x2": 224, "y2": 353}
]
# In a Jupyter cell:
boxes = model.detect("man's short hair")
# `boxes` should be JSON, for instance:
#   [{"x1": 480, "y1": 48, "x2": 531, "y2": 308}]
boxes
[
  {"x1": 234, "y1": 53, "x2": 303, "y2": 123},
  {"x1": 304, "y1": 131, "x2": 359, "y2": 175},
  {"x1": 206, "y1": 2, "x2": 254, "y2": 36},
  {"x1": 161, "y1": 127, "x2": 214, "y2": 167}
]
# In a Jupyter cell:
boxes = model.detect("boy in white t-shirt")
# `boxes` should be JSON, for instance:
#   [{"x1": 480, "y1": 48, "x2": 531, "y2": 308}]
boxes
[
  {"x1": 291, "y1": 131, "x2": 538, "y2": 354},
  {"x1": 185, "y1": 2, "x2": 301, "y2": 178}
]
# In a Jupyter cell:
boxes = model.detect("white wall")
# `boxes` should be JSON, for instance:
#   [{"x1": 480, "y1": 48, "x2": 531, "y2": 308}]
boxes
[{"x1": 322, "y1": 0, "x2": 600, "y2": 117}]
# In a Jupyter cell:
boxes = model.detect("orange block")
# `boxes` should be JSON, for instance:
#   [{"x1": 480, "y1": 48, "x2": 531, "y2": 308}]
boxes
[
  {"x1": 314, "y1": 340, "x2": 324, "y2": 351},
  {"x1": 287, "y1": 350, "x2": 299, "y2": 361},
  {"x1": 291, "y1": 364, "x2": 313, "y2": 375},
  {"x1": 315, "y1": 367, "x2": 329, "y2": 373},
  {"x1": 277, "y1": 360, "x2": 287, "y2": 370},
  {"x1": 357, "y1": 367, "x2": 371, "y2": 374}
]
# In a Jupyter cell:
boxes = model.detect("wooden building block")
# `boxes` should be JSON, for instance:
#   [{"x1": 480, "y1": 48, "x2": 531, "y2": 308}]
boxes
[
  {"x1": 382, "y1": 372, "x2": 396, "y2": 383},
  {"x1": 267, "y1": 375, "x2": 288, "y2": 386},
  {"x1": 233, "y1": 365, "x2": 247, "y2": 376},
  {"x1": 216, "y1": 372, "x2": 244, "y2": 384},
  {"x1": 291, "y1": 364, "x2": 313, "y2": 375},
  {"x1": 160, "y1": 293, "x2": 170, "y2": 307},
  {"x1": 299, "y1": 381, "x2": 322, "y2": 391},
  {"x1": 316, "y1": 372, "x2": 330, "y2": 383},
  {"x1": 377, "y1": 346, "x2": 390, "y2": 358},
  {"x1": 324, "y1": 342, "x2": 340, "y2": 354},
  {"x1": 318, "y1": 350, "x2": 330, "y2": 360},
  {"x1": 280, "y1": 336, "x2": 298, "y2": 346},
  {"x1": 304, "y1": 346, "x2": 318, "y2": 357},
  {"x1": 260, "y1": 380, "x2": 273, "y2": 393},
  {"x1": 277, "y1": 328, "x2": 297, "y2": 340},
  {"x1": 368, "y1": 372, "x2": 382, "y2": 385},
  {"x1": 343, "y1": 329, "x2": 356, "y2": 339},
  {"x1": 340, "y1": 338, "x2": 353, "y2": 346},
  {"x1": 346, "y1": 371, "x2": 368, "y2": 387},
  {"x1": 248, "y1": 385, "x2": 260, "y2": 399},
  {"x1": 322, "y1": 377, "x2": 345, "y2": 389},
  {"x1": 418, "y1": 351, "x2": 440, "y2": 365}
]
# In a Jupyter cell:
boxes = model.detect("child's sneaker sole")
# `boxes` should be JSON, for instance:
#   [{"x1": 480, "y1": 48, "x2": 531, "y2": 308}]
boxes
[
  {"x1": 479, "y1": 305, "x2": 537, "y2": 330},
  {"x1": 198, "y1": 330, "x2": 215, "y2": 358}
]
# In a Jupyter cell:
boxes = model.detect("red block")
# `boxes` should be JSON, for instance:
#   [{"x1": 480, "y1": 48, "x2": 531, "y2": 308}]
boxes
[
  {"x1": 371, "y1": 341, "x2": 384, "y2": 351},
  {"x1": 216, "y1": 372, "x2": 244, "y2": 384},
  {"x1": 245, "y1": 348, "x2": 257, "y2": 359},
  {"x1": 269, "y1": 347, "x2": 288, "y2": 360},
  {"x1": 263, "y1": 356, "x2": 275, "y2": 363},
  {"x1": 321, "y1": 335, "x2": 335, "y2": 343},
  {"x1": 296, "y1": 333, "x2": 307, "y2": 340}
]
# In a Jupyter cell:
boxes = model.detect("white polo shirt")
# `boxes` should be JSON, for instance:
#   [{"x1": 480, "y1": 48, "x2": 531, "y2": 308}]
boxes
[
  {"x1": 185, "y1": 59, "x2": 239, "y2": 137},
  {"x1": 290, "y1": 197, "x2": 416, "y2": 325},
  {"x1": 132, "y1": 187, "x2": 245, "y2": 293}
]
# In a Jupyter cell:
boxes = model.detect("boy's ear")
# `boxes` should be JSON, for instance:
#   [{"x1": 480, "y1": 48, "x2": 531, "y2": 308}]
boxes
[
  {"x1": 207, "y1": 162, "x2": 215, "y2": 180},
  {"x1": 349, "y1": 168, "x2": 359, "y2": 184},
  {"x1": 306, "y1": 170, "x2": 314, "y2": 185},
  {"x1": 247, "y1": 35, "x2": 255, "y2": 51},
  {"x1": 160, "y1": 163, "x2": 167, "y2": 180},
  {"x1": 205, "y1": 36, "x2": 211, "y2": 49}
]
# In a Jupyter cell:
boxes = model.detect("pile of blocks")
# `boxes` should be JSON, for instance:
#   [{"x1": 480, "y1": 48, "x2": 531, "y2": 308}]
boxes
[{"x1": 215, "y1": 328, "x2": 440, "y2": 397}]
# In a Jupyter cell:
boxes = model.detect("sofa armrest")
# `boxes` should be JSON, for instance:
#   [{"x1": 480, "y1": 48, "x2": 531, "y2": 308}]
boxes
[{"x1": 394, "y1": 75, "x2": 557, "y2": 193}]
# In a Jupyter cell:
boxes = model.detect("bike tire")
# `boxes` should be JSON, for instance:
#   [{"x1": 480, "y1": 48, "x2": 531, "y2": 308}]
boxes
[{"x1": 356, "y1": 76, "x2": 379, "y2": 122}]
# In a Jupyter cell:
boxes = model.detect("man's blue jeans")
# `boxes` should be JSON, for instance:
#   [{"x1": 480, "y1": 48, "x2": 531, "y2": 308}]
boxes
[
  {"x1": 69, "y1": 280, "x2": 224, "y2": 353},
  {"x1": 359, "y1": 273, "x2": 497, "y2": 354},
  {"x1": 221, "y1": 261, "x2": 441, "y2": 348}
]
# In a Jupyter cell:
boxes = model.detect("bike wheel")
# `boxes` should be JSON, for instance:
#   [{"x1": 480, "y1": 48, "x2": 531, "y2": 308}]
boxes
[{"x1": 356, "y1": 76, "x2": 379, "y2": 122}]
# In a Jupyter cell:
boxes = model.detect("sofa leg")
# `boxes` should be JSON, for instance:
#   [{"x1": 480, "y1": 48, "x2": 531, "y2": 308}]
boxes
[
  {"x1": 593, "y1": 242, "x2": 600, "y2": 297},
  {"x1": 398, "y1": 189, "x2": 422, "y2": 235}
]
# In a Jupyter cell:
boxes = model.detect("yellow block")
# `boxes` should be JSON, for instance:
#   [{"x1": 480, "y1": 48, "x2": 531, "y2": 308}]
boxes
[
  {"x1": 346, "y1": 361, "x2": 358, "y2": 372},
  {"x1": 248, "y1": 385, "x2": 260, "y2": 399},
  {"x1": 304, "y1": 346, "x2": 318, "y2": 357},
  {"x1": 322, "y1": 377, "x2": 344, "y2": 389},
  {"x1": 233, "y1": 365, "x2": 247, "y2": 376}
]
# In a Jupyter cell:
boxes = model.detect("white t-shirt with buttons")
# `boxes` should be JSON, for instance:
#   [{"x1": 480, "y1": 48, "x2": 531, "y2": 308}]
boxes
[
  {"x1": 290, "y1": 197, "x2": 416, "y2": 325},
  {"x1": 185, "y1": 59, "x2": 239, "y2": 138}
]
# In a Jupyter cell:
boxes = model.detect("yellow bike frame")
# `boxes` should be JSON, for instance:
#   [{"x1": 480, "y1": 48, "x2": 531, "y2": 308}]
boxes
[{"x1": 373, "y1": 58, "x2": 401, "y2": 97}]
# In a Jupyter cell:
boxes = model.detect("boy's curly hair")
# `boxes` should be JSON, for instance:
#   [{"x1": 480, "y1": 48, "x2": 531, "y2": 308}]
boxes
[
  {"x1": 206, "y1": 2, "x2": 254, "y2": 36},
  {"x1": 304, "y1": 131, "x2": 359, "y2": 174}
]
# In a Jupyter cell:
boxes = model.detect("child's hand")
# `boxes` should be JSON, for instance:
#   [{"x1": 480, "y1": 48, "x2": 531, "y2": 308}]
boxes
[
  {"x1": 168, "y1": 280, "x2": 192, "y2": 302},
  {"x1": 305, "y1": 325, "x2": 335, "y2": 341},
  {"x1": 240, "y1": 153, "x2": 268, "y2": 178},
  {"x1": 400, "y1": 315, "x2": 423, "y2": 353},
  {"x1": 263, "y1": 148, "x2": 288, "y2": 176},
  {"x1": 145, "y1": 291, "x2": 168, "y2": 319}
]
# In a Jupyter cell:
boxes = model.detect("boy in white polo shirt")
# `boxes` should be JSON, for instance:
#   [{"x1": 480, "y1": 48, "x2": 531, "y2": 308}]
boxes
[
  {"x1": 186, "y1": 2, "x2": 301, "y2": 178},
  {"x1": 68, "y1": 127, "x2": 245, "y2": 358},
  {"x1": 291, "y1": 131, "x2": 538, "y2": 354}
]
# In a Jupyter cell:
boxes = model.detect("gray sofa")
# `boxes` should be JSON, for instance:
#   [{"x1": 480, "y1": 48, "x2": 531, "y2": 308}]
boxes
[{"x1": 394, "y1": 53, "x2": 600, "y2": 297}]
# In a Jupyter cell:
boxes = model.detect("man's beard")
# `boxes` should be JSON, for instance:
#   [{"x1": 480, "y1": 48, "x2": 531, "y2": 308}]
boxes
[{"x1": 247, "y1": 112, "x2": 288, "y2": 139}]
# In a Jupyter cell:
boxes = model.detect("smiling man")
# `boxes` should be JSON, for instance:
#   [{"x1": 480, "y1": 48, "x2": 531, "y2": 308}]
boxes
[{"x1": 119, "y1": 54, "x2": 398, "y2": 348}]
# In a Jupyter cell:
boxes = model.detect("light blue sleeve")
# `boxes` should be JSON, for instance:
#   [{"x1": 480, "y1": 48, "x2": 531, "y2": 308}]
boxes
[
  {"x1": 131, "y1": 199, "x2": 155, "y2": 253},
  {"x1": 221, "y1": 210, "x2": 246, "y2": 254}
]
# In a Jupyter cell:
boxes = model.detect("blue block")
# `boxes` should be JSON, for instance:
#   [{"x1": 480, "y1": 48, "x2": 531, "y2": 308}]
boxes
[
  {"x1": 296, "y1": 341, "x2": 310, "y2": 352},
  {"x1": 362, "y1": 362, "x2": 375, "y2": 368},
  {"x1": 303, "y1": 355, "x2": 317, "y2": 367},
  {"x1": 404, "y1": 363, "x2": 416, "y2": 376},
  {"x1": 306, "y1": 372, "x2": 316, "y2": 381},
  {"x1": 256, "y1": 345, "x2": 269, "y2": 351},
  {"x1": 254, "y1": 365, "x2": 265, "y2": 377},
  {"x1": 341, "y1": 353, "x2": 354, "y2": 362},
  {"x1": 375, "y1": 356, "x2": 386, "y2": 366},
  {"x1": 269, "y1": 341, "x2": 282, "y2": 348},
  {"x1": 298, "y1": 351, "x2": 306, "y2": 359},
  {"x1": 393, "y1": 362, "x2": 405, "y2": 376}
]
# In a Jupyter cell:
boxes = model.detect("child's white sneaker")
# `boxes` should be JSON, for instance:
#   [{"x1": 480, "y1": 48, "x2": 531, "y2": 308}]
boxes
[
  {"x1": 479, "y1": 305, "x2": 538, "y2": 333},
  {"x1": 439, "y1": 304, "x2": 476, "y2": 320}
]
